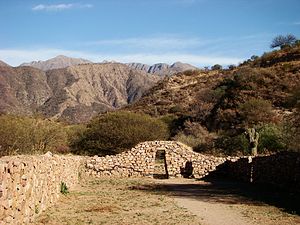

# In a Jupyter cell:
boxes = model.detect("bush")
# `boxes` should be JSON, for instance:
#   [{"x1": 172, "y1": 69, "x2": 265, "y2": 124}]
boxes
[
  {"x1": 71, "y1": 111, "x2": 169, "y2": 156},
  {"x1": 239, "y1": 98, "x2": 275, "y2": 127},
  {"x1": 258, "y1": 124, "x2": 285, "y2": 153},
  {"x1": 284, "y1": 89, "x2": 300, "y2": 152},
  {"x1": 215, "y1": 133, "x2": 249, "y2": 156},
  {"x1": 159, "y1": 114, "x2": 187, "y2": 137},
  {"x1": 211, "y1": 64, "x2": 222, "y2": 70},
  {"x1": 232, "y1": 67, "x2": 266, "y2": 90},
  {"x1": 173, "y1": 121, "x2": 216, "y2": 153},
  {"x1": 168, "y1": 105, "x2": 184, "y2": 114},
  {"x1": 0, "y1": 115, "x2": 69, "y2": 156}
]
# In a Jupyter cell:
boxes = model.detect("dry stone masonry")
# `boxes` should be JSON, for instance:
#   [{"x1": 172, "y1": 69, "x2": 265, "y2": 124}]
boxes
[
  {"x1": 0, "y1": 153, "x2": 83, "y2": 224},
  {"x1": 223, "y1": 152, "x2": 300, "y2": 191},
  {"x1": 85, "y1": 141, "x2": 236, "y2": 178},
  {"x1": 1, "y1": 141, "x2": 299, "y2": 225}
]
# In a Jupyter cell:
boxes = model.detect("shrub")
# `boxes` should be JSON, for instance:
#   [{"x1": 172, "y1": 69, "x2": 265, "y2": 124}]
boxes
[
  {"x1": 228, "y1": 64, "x2": 236, "y2": 70},
  {"x1": 173, "y1": 121, "x2": 215, "y2": 153},
  {"x1": 168, "y1": 105, "x2": 184, "y2": 114},
  {"x1": 231, "y1": 67, "x2": 266, "y2": 90},
  {"x1": 60, "y1": 182, "x2": 69, "y2": 195},
  {"x1": 258, "y1": 124, "x2": 285, "y2": 153},
  {"x1": 71, "y1": 111, "x2": 169, "y2": 156},
  {"x1": 215, "y1": 133, "x2": 249, "y2": 156},
  {"x1": 239, "y1": 98, "x2": 275, "y2": 127},
  {"x1": 284, "y1": 89, "x2": 300, "y2": 152},
  {"x1": 211, "y1": 64, "x2": 222, "y2": 70},
  {"x1": 159, "y1": 114, "x2": 187, "y2": 137},
  {"x1": 0, "y1": 115, "x2": 68, "y2": 156}
]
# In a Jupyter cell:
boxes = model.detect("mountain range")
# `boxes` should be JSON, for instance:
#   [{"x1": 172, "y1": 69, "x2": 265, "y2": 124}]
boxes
[
  {"x1": 20, "y1": 56, "x2": 198, "y2": 75},
  {"x1": 0, "y1": 56, "x2": 198, "y2": 122},
  {"x1": 20, "y1": 55, "x2": 92, "y2": 71},
  {"x1": 126, "y1": 62, "x2": 197, "y2": 76}
]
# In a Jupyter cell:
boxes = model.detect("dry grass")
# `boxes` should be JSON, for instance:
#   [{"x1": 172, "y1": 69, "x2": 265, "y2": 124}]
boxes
[{"x1": 34, "y1": 178, "x2": 201, "y2": 225}]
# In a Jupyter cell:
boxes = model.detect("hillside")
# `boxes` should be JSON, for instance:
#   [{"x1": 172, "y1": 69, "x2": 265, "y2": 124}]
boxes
[
  {"x1": 0, "y1": 63, "x2": 160, "y2": 123},
  {"x1": 20, "y1": 55, "x2": 92, "y2": 71},
  {"x1": 41, "y1": 63, "x2": 159, "y2": 122},
  {"x1": 125, "y1": 46, "x2": 300, "y2": 151},
  {"x1": 125, "y1": 69, "x2": 225, "y2": 117},
  {"x1": 127, "y1": 62, "x2": 198, "y2": 76},
  {"x1": 0, "y1": 65, "x2": 52, "y2": 115},
  {"x1": 0, "y1": 60, "x2": 10, "y2": 67}
]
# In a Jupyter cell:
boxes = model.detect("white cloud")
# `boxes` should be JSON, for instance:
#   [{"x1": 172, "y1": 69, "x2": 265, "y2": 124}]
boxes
[
  {"x1": 32, "y1": 3, "x2": 93, "y2": 11},
  {"x1": 0, "y1": 48, "x2": 243, "y2": 67},
  {"x1": 86, "y1": 37, "x2": 208, "y2": 49}
]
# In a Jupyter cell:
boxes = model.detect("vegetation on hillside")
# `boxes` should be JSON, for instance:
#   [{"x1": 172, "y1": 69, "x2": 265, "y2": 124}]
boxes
[
  {"x1": 70, "y1": 111, "x2": 169, "y2": 156},
  {"x1": 0, "y1": 115, "x2": 69, "y2": 156},
  {"x1": 1, "y1": 35, "x2": 300, "y2": 157},
  {"x1": 126, "y1": 35, "x2": 300, "y2": 155}
]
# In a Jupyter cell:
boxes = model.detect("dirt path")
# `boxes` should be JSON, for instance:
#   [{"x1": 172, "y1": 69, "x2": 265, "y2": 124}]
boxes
[
  {"x1": 35, "y1": 177, "x2": 300, "y2": 225},
  {"x1": 156, "y1": 178, "x2": 300, "y2": 225}
]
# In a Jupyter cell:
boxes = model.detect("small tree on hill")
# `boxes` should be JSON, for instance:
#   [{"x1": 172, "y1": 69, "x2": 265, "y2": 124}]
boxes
[
  {"x1": 211, "y1": 64, "x2": 222, "y2": 70},
  {"x1": 270, "y1": 34, "x2": 297, "y2": 49}
]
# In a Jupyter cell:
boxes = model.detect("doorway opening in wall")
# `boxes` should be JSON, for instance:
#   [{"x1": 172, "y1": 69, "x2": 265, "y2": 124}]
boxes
[{"x1": 153, "y1": 150, "x2": 168, "y2": 179}]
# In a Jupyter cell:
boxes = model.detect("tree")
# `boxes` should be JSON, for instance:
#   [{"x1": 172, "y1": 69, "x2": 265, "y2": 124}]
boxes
[
  {"x1": 228, "y1": 64, "x2": 236, "y2": 70},
  {"x1": 211, "y1": 64, "x2": 222, "y2": 70},
  {"x1": 250, "y1": 55, "x2": 259, "y2": 61},
  {"x1": 70, "y1": 111, "x2": 169, "y2": 156},
  {"x1": 270, "y1": 34, "x2": 297, "y2": 49}
]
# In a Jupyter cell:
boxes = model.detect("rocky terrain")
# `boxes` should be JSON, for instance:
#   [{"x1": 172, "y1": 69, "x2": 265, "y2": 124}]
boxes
[
  {"x1": 126, "y1": 46, "x2": 300, "y2": 131},
  {"x1": 41, "y1": 63, "x2": 159, "y2": 122},
  {"x1": 21, "y1": 55, "x2": 198, "y2": 76},
  {"x1": 0, "y1": 60, "x2": 10, "y2": 67},
  {"x1": 20, "y1": 55, "x2": 92, "y2": 71},
  {"x1": 127, "y1": 61, "x2": 198, "y2": 76},
  {"x1": 0, "y1": 65, "x2": 52, "y2": 115},
  {"x1": 0, "y1": 62, "x2": 159, "y2": 123}
]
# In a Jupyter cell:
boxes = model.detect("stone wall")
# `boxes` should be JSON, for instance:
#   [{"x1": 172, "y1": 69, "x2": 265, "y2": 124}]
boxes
[
  {"x1": 222, "y1": 152, "x2": 300, "y2": 191},
  {"x1": 0, "y1": 153, "x2": 83, "y2": 224},
  {"x1": 2, "y1": 141, "x2": 298, "y2": 224},
  {"x1": 86, "y1": 141, "x2": 235, "y2": 179}
]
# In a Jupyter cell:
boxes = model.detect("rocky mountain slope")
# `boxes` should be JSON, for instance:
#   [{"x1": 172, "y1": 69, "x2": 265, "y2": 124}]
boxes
[
  {"x1": 0, "y1": 60, "x2": 10, "y2": 67},
  {"x1": 0, "y1": 62, "x2": 160, "y2": 123},
  {"x1": 127, "y1": 62, "x2": 198, "y2": 76},
  {"x1": 41, "y1": 63, "x2": 159, "y2": 122},
  {"x1": 20, "y1": 55, "x2": 92, "y2": 71},
  {"x1": 125, "y1": 69, "x2": 224, "y2": 117},
  {"x1": 0, "y1": 65, "x2": 52, "y2": 115},
  {"x1": 126, "y1": 46, "x2": 300, "y2": 131}
]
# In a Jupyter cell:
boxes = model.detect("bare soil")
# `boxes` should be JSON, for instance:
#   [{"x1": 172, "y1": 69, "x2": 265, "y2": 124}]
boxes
[
  {"x1": 35, "y1": 177, "x2": 300, "y2": 225},
  {"x1": 34, "y1": 178, "x2": 200, "y2": 225}
]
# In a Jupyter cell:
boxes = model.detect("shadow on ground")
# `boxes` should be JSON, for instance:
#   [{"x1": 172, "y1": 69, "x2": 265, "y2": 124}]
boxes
[{"x1": 129, "y1": 177, "x2": 300, "y2": 215}]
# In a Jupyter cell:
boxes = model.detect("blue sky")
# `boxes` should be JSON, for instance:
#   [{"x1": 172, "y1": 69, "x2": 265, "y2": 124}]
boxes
[{"x1": 0, "y1": 0, "x2": 300, "y2": 67}]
